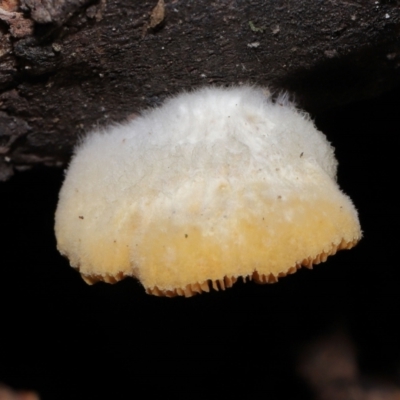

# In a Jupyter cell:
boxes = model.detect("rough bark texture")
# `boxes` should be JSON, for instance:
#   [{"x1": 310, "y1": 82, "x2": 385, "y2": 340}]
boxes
[{"x1": 0, "y1": 0, "x2": 399, "y2": 180}]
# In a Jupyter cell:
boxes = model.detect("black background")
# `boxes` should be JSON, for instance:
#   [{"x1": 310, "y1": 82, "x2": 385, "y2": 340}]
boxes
[{"x1": 0, "y1": 86, "x2": 398, "y2": 399}]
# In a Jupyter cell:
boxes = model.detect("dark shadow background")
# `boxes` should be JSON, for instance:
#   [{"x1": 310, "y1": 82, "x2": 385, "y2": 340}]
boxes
[{"x1": 0, "y1": 85, "x2": 398, "y2": 399}]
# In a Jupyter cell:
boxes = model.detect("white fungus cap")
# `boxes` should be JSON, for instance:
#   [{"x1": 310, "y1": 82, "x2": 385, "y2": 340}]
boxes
[{"x1": 55, "y1": 86, "x2": 361, "y2": 297}]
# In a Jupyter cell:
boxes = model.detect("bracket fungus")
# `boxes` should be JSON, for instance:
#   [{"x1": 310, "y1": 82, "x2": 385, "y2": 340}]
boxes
[{"x1": 55, "y1": 86, "x2": 361, "y2": 297}]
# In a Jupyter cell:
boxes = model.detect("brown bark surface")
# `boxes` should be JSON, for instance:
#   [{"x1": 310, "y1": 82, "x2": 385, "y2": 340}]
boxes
[{"x1": 0, "y1": 0, "x2": 399, "y2": 180}]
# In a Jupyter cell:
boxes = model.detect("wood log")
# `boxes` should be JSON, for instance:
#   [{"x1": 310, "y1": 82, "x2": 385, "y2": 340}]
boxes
[{"x1": 0, "y1": 0, "x2": 399, "y2": 180}]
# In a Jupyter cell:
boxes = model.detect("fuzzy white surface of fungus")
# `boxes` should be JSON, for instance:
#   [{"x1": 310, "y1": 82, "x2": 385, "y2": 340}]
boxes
[{"x1": 55, "y1": 86, "x2": 361, "y2": 297}]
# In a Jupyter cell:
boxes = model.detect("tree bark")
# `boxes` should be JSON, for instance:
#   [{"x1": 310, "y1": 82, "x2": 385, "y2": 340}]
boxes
[{"x1": 0, "y1": 0, "x2": 399, "y2": 180}]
